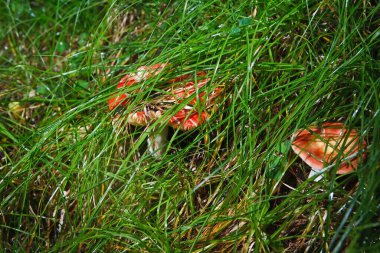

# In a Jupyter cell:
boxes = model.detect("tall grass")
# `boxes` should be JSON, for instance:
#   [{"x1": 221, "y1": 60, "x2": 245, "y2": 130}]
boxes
[{"x1": 0, "y1": 0, "x2": 379, "y2": 252}]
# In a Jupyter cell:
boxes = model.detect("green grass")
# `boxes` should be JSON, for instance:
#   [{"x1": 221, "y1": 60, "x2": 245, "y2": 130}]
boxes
[{"x1": 0, "y1": 0, "x2": 379, "y2": 252}]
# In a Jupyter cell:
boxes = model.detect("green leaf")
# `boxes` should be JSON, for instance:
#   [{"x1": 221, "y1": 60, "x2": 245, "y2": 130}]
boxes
[
  {"x1": 78, "y1": 33, "x2": 89, "y2": 45},
  {"x1": 238, "y1": 17, "x2": 252, "y2": 27},
  {"x1": 76, "y1": 80, "x2": 89, "y2": 90},
  {"x1": 0, "y1": 121, "x2": 18, "y2": 144},
  {"x1": 267, "y1": 140, "x2": 291, "y2": 180},
  {"x1": 275, "y1": 140, "x2": 291, "y2": 154},
  {"x1": 56, "y1": 41, "x2": 69, "y2": 53},
  {"x1": 36, "y1": 85, "x2": 50, "y2": 96},
  {"x1": 230, "y1": 27, "x2": 241, "y2": 35}
]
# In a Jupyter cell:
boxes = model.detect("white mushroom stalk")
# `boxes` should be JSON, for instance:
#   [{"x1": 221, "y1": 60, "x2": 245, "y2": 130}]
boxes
[
  {"x1": 125, "y1": 109, "x2": 169, "y2": 157},
  {"x1": 147, "y1": 124, "x2": 169, "y2": 157}
]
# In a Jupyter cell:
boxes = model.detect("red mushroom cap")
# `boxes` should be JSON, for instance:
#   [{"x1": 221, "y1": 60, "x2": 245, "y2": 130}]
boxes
[
  {"x1": 109, "y1": 63, "x2": 168, "y2": 111},
  {"x1": 291, "y1": 122, "x2": 367, "y2": 174},
  {"x1": 117, "y1": 64, "x2": 168, "y2": 89},
  {"x1": 165, "y1": 75, "x2": 223, "y2": 130},
  {"x1": 168, "y1": 71, "x2": 207, "y2": 84},
  {"x1": 117, "y1": 74, "x2": 139, "y2": 89},
  {"x1": 108, "y1": 93, "x2": 128, "y2": 110},
  {"x1": 168, "y1": 109, "x2": 209, "y2": 130},
  {"x1": 171, "y1": 78, "x2": 223, "y2": 106},
  {"x1": 136, "y1": 63, "x2": 168, "y2": 81},
  {"x1": 172, "y1": 78, "x2": 210, "y2": 103}
]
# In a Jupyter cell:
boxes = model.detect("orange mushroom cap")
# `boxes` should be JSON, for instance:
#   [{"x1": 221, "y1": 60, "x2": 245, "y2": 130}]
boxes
[{"x1": 291, "y1": 122, "x2": 367, "y2": 174}]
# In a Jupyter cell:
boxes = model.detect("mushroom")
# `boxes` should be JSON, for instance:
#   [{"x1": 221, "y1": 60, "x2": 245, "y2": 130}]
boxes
[
  {"x1": 109, "y1": 64, "x2": 223, "y2": 157},
  {"x1": 291, "y1": 122, "x2": 367, "y2": 181}
]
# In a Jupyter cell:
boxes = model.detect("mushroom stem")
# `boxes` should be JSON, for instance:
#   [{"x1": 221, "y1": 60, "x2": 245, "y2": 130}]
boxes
[
  {"x1": 147, "y1": 126, "x2": 169, "y2": 157},
  {"x1": 308, "y1": 168, "x2": 324, "y2": 182}
]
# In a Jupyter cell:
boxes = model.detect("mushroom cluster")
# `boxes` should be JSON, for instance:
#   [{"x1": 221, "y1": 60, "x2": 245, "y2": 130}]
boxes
[
  {"x1": 291, "y1": 122, "x2": 367, "y2": 181},
  {"x1": 108, "y1": 63, "x2": 223, "y2": 156}
]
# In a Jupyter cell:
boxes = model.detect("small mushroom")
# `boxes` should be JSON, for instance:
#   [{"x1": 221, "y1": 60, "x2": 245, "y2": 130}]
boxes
[
  {"x1": 291, "y1": 122, "x2": 367, "y2": 181},
  {"x1": 109, "y1": 64, "x2": 223, "y2": 157}
]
